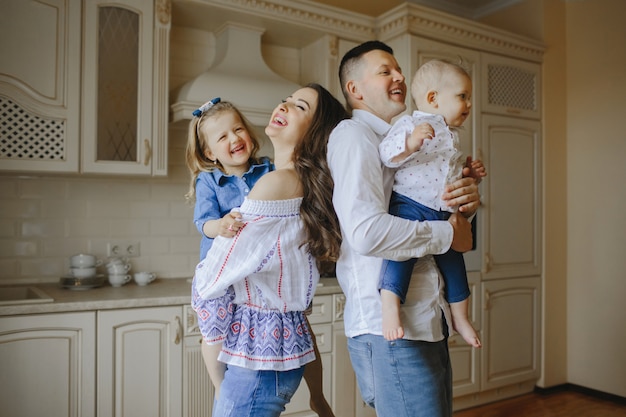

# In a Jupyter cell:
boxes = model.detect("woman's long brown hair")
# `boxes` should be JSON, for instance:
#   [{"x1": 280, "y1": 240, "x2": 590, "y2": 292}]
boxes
[{"x1": 294, "y1": 83, "x2": 347, "y2": 262}]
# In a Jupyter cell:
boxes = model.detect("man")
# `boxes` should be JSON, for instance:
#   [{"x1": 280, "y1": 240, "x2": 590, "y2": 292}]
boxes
[{"x1": 327, "y1": 41, "x2": 480, "y2": 416}]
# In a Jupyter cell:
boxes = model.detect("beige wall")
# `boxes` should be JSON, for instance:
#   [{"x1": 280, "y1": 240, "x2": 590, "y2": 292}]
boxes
[
  {"x1": 564, "y1": 0, "x2": 626, "y2": 397},
  {"x1": 483, "y1": 0, "x2": 626, "y2": 398}
]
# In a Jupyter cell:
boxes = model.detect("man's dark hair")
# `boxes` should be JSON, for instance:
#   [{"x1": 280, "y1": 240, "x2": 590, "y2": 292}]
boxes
[{"x1": 338, "y1": 41, "x2": 394, "y2": 107}]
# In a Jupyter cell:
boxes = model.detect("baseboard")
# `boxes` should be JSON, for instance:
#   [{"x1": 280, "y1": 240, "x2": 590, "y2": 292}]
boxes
[{"x1": 534, "y1": 383, "x2": 626, "y2": 405}]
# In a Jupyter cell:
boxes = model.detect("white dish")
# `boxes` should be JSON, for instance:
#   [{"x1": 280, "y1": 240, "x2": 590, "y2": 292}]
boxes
[{"x1": 59, "y1": 275, "x2": 105, "y2": 290}]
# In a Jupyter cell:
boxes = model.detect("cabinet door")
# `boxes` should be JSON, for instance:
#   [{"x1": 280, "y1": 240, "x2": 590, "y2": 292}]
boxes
[
  {"x1": 82, "y1": 0, "x2": 170, "y2": 175},
  {"x1": 97, "y1": 306, "x2": 183, "y2": 417},
  {"x1": 481, "y1": 115, "x2": 542, "y2": 279},
  {"x1": 182, "y1": 305, "x2": 215, "y2": 417},
  {"x1": 481, "y1": 277, "x2": 541, "y2": 391},
  {"x1": 450, "y1": 271, "x2": 481, "y2": 397},
  {"x1": 481, "y1": 54, "x2": 541, "y2": 119},
  {"x1": 0, "y1": 312, "x2": 95, "y2": 417},
  {"x1": 0, "y1": 0, "x2": 81, "y2": 173}
]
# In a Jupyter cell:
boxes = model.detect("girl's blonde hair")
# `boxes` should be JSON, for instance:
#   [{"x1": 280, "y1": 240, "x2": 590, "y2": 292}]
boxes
[{"x1": 184, "y1": 101, "x2": 261, "y2": 203}]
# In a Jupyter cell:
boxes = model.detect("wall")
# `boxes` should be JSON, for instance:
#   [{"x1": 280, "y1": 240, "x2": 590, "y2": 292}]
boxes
[
  {"x1": 483, "y1": 0, "x2": 626, "y2": 398},
  {"x1": 564, "y1": 0, "x2": 626, "y2": 398},
  {"x1": 0, "y1": 127, "x2": 198, "y2": 283}
]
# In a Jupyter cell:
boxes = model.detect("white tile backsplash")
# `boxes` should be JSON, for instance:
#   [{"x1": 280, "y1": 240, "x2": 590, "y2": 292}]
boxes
[{"x1": 0, "y1": 131, "x2": 201, "y2": 284}]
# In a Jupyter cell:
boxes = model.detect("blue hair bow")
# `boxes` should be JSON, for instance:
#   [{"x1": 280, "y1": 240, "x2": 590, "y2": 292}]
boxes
[{"x1": 192, "y1": 97, "x2": 221, "y2": 117}]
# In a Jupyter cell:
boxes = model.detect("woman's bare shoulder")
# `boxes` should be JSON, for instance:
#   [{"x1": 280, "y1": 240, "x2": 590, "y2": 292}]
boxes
[{"x1": 248, "y1": 169, "x2": 302, "y2": 200}]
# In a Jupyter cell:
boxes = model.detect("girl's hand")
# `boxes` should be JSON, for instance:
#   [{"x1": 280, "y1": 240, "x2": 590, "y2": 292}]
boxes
[{"x1": 219, "y1": 211, "x2": 243, "y2": 237}]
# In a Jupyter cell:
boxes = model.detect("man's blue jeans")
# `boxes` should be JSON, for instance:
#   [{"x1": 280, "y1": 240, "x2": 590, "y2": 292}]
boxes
[
  {"x1": 212, "y1": 364, "x2": 305, "y2": 417},
  {"x1": 347, "y1": 332, "x2": 452, "y2": 417}
]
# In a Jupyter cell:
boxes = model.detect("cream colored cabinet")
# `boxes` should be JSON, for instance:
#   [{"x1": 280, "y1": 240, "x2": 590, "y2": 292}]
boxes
[
  {"x1": 182, "y1": 305, "x2": 216, "y2": 417},
  {"x1": 449, "y1": 272, "x2": 481, "y2": 397},
  {"x1": 480, "y1": 54, "x2": 542, "y2": 120},
  {"x1": 183, "y1": 292, "x2": 359, "y2": 417},
  {"x1": 0, "y1": 312, "x2": 96, "y2": 417},
  {"x1": 479, "y1": 114, "x2": 542, "y2": 280},
  {"x1": 481, "y1": 277, "x2": 541, "y2": 390},
  {"x1": 0, "y1": 0, "x2": 81, "y2": 173},
  {"x1": 97, "y1": 307, "x2": 183, "y2": 417},
  {"x1": 0, "y1": 0, "x2": 170, "y2": 175},
  {"x1": 82, "y1": 0, "x2": 170, "y2": 175}
]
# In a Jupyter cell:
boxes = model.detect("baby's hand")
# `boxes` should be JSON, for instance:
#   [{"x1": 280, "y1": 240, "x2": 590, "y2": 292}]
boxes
[
  {"x1": 407, "y1": 122, "x2": 434, "y2": 154},
  {"x1": 219, "y1": 210, "x2": 243, "y2": 238},
  {"x1": 463, "y1": 156, "x2": 487, "y2": 184}
]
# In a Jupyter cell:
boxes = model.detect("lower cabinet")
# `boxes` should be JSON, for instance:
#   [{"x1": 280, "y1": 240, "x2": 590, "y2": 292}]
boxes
[
  {"x1": 451, "y1": 275, "x2": 542, "y2": 411},
  {"x1": 0, "y1": 312, "x2": 96, "y2": 417},
  {"x1": 182, "y1": 292, "x2": 368, "y2": 417},
  {"x1": 97, "y1": 307, "x2": 183, "y2": 417}
]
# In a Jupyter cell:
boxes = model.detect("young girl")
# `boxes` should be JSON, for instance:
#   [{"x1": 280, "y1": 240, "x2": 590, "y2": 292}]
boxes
[
  {"x1": 185, "y1": 97, "x2": 335, "y2": 416},
  {"x1": 193, "y1": 84, "x2": 347, "y2": 416}
]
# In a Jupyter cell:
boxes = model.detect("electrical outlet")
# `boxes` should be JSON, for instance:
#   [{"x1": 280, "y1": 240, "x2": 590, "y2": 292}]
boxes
[{"x1": 107, "y1": 241, "x2": 141, "y2": 258}]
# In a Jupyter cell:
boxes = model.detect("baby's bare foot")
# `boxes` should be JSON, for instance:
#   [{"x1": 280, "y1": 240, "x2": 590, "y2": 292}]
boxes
[
  {"x1": 381, "y1": 290, "x2": 404, "y2": 341},
  {"x1": 453, "y1": 317, "x2": 481, "y2": 348}
]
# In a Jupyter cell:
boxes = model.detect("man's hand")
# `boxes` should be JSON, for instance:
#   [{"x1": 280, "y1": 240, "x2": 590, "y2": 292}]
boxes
[
  {"x1": 442, "y1": 177, "x2": 480, "y2": 217},
  {"x1": 448, "y1": 212, "x2": 473, "y2": 253}
]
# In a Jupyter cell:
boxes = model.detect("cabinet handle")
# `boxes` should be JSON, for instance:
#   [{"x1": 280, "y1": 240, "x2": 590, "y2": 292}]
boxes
[
  {"x1": 484, "y1": 253, "x2": 491, "y2": 273},
  {"x1": 335, "y1": 295, "x2": 345, "y2": 320},
  {"x1": 484, "y1": 290, "x2": 491, "y2": 311},
  {"x1": 143, "y1": 139, "x2": 152, "y2": 166},
  {"x1": 174, "y1": 316, "x2": 182, "y2": 345}
]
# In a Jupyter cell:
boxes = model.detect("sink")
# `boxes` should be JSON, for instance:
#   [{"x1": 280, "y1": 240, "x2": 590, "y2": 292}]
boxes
[{"x1": 0, "y1": 287, "x2": 54, "y2": 306}]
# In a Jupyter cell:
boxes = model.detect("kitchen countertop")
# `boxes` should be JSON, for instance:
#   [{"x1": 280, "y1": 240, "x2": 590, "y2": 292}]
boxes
[{"x1": 0, "y1": 277, "x2": 342, "y2": 316}]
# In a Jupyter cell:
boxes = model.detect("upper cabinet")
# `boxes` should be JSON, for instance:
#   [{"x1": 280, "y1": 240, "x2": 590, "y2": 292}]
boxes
[
  {"x1": 481, "y1": 54, "x2": 541, "y2": 120},
  {"x1": 0, "y1": 0, "x2": 170, "y2": 175},
  {"x1": 0, "y1": 0, "x2": 81, "y2": 172}
]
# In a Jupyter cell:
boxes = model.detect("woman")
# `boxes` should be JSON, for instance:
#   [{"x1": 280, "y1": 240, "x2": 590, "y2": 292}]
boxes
[{"x1": 193, "y1": 83, "x2": 347, "y2": 416}]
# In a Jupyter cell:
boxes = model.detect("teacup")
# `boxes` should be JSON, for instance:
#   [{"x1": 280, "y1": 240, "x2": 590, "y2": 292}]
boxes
[
  {"x1": 107, "y1": 263, "x2": 131, "y2": 274},
  {"x1": 108, "y1": 274, "x2": 131, "y2": 287},
  {"x1": 106, "y1": 257, "x2": 128, "y2": 266},
  {"x1": 70, "y1": 253, "x2": 101, "y2": 268},
  {"x1": 69, "y1": 266, "x2": 97, "y2": 278},
  {"x1": 134, "y1": 272, "x2": 156, "y2": 286}
]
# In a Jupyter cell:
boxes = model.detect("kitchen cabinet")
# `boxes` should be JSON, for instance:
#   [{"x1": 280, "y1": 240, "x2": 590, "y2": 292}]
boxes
[
  {"x1": 449, "y1": 272, "x2": 481, "y2": 397},
  {"x1": 481, "y1": 277, "x2": 542, "y2": 390},
  {"x1": 182, "y1": 305, "x2": 216, "y2": 417},
  {"x1": 0, "y1": 0, "x2": 81, "y2": 173},
  {"x1": 97, "y1": 307, "x2": 183, "y2": 417},
  {"x1": 0, "y1": 312, "x2": 96, "y2": 417},
  {"x1": 480, "y1": 114, "x2": 542, "y2": 280},
  {"x1": 0, "y1": 0, "x2": 170, "y2": 175},
  {"x1": 377, "y1": 6, "x2": 543, "y2": 410},
  {"x1": 82, "y1": 0, "x2": 170, "y2": 175},
  {"x1": 182, "y1": 292, "x2": 363, "y2": 417}
]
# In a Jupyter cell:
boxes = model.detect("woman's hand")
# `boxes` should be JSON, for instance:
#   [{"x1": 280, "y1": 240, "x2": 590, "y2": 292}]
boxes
[{"x1": 442, "y1": 177, "x2": 480, "y2": 217}]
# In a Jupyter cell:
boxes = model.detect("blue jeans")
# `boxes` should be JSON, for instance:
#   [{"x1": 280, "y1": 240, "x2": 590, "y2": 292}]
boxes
[
  {"x1": 212, "y1": 364, "x2": 305, "y2": 417},
  {"x1": 380, "y1": 192, "x2": 470, "y2": 304},
  {"x1": 348, "y1": 332, "x2": 452, "y2": 417}
]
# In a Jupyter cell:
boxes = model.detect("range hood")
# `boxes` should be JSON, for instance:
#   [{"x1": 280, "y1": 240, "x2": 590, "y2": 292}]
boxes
[{"x1": 170, "y1": 23, "x2": 301, "y2": 125}]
